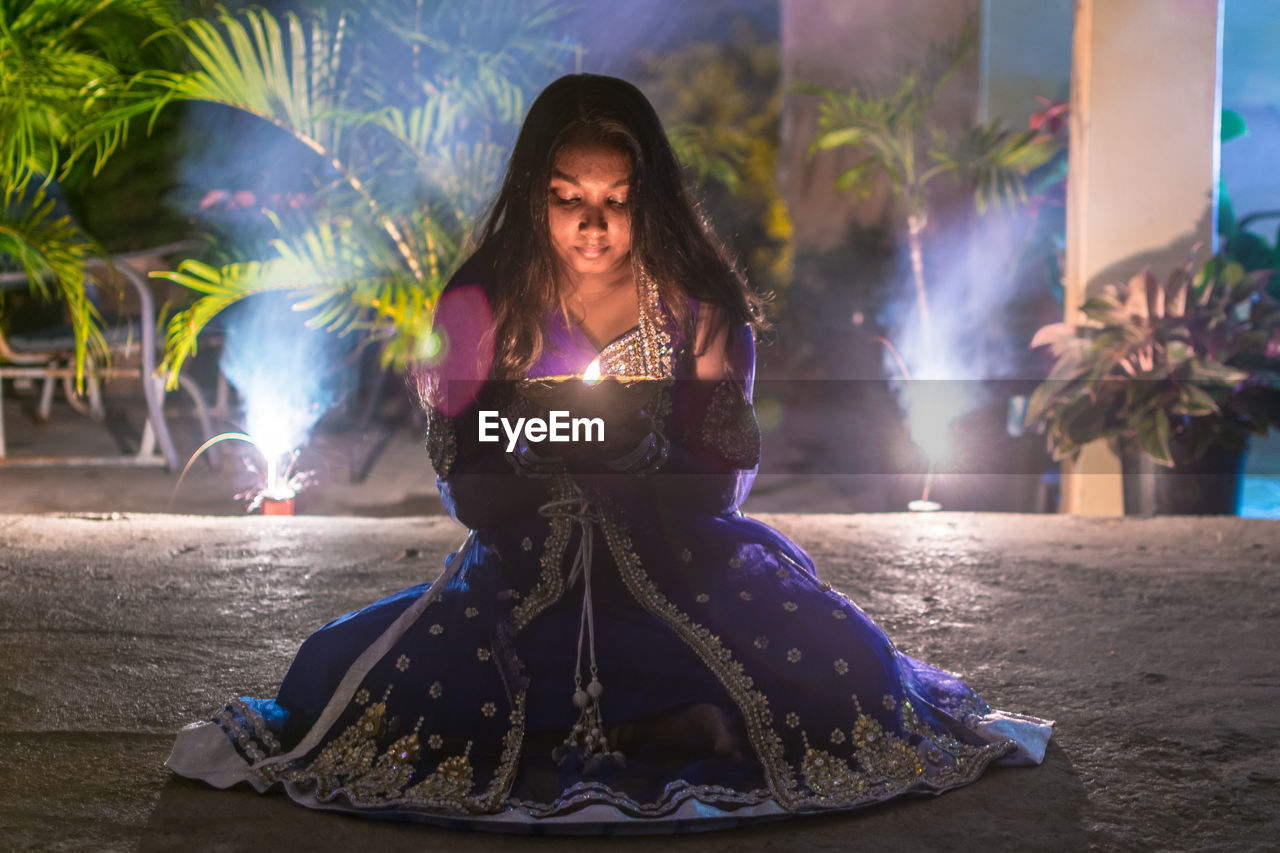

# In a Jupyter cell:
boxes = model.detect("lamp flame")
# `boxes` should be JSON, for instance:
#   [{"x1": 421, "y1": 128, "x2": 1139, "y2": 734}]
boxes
[{"x1": 582, "y1": 357, "x2": 602, "y2": 385}]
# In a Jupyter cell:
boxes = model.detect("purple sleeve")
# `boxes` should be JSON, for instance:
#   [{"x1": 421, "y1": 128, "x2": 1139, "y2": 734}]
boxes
[{"x1": 618, "y1": 322, "x2": 761, "y2": 515}]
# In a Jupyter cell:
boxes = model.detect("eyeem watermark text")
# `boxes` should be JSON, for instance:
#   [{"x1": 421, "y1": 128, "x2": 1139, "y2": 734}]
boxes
[{"x1": 478, "y1": 411, "x2": 605, "y2": 451}]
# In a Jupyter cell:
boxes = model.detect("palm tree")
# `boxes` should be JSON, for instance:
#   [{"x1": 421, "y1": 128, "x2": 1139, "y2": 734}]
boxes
[
  {"x1": 804, "y1": 18, "x2": 1057, "y2": 362},
  {"x1": 80, "y1": 0, "x2": 577, "y2": 385},
  {"x1": 0, "y1": 0, "x2": 179, "y2": 380}
]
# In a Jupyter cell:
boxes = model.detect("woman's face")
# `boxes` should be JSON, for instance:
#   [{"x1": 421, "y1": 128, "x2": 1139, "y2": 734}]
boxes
[{"x1": 547, "y1": 142, "x2": 632, "y2": 283}]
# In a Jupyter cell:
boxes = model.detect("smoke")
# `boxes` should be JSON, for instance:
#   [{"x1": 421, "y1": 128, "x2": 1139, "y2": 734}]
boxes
[
  {"x1": 881, "y1": 207, "x2": 1040, "y2": 463},
  {"x1": 218, "y1": 292, "x2": 357, "y2": 458}
]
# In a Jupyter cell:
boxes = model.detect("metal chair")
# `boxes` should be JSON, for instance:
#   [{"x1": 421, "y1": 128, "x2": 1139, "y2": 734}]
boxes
[{"x1": 0, "y1": 245, "x2": 217, "y2": 469}]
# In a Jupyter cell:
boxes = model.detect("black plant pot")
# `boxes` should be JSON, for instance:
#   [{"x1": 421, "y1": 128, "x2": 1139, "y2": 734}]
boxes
[{"x1": 1121, "y1": 442, "x2": 1247, "y2": 516}]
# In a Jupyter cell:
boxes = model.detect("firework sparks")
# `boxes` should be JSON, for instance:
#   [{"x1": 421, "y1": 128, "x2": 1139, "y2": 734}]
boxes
[{"x1": 172, "y1": 431, "x2": 316, "y2": 514}]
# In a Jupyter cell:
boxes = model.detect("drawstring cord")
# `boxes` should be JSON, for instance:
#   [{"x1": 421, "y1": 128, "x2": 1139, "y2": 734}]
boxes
[{"x1": 538, "y1": 482, "x2": 623, "y2": 767}]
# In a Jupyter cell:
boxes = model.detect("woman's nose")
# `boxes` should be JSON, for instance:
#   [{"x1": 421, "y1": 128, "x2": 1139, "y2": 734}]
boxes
[{"x1": 578, "y1": 206, "x2": 607, "y2": 235}]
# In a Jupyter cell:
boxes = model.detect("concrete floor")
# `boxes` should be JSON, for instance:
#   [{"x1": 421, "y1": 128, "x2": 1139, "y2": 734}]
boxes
[{"x1": 0, "y1": 512, "x2": 1277, "y2": 851}]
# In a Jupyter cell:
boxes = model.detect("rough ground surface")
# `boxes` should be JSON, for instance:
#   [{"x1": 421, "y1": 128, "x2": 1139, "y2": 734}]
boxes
[{"x1": 0, "y1": 512, "x2": 1276, "y2": 852}]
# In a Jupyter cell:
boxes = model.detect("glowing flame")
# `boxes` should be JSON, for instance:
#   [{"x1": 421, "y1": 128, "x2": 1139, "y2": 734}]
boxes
[
  {"x1": 582, "y1": 357, "x2": 602, "y2": 386},
  {"x1": 261, "y1": 446, "x2": 298, "y2": 501}
]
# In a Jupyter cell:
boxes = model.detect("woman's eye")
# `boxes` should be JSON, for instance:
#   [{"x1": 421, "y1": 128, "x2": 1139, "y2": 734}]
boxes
[
  {"x1": 608, "y1": 198, "x2": 628, "y2": 209},
  {"x1": 555, "y1": 196, "x2": 580, "y2": 206}
]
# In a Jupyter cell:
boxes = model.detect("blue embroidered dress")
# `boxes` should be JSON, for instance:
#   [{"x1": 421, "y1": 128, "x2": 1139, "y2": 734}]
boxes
[{"x1": 167, "y1": 276, "x2": 1053, "y2": 832}]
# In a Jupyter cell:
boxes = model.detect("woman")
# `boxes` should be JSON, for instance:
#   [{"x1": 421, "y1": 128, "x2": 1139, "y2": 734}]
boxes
[{"x1": 167, "y1": 74, "x2": 1052, "y2": 831}]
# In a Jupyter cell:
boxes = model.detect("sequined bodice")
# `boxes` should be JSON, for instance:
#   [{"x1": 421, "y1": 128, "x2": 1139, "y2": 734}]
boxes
[
  {"x1": 531, "y1": 267, "x2": 676, "y2": 380},
  {"x1": 597, "y1": 326, "x2": 653, "y2": 376}
]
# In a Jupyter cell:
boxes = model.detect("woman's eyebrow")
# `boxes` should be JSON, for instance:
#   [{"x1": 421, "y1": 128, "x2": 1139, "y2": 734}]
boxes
[{"x1": 549, "y1": 169, "x2": 629, "y2": 188}]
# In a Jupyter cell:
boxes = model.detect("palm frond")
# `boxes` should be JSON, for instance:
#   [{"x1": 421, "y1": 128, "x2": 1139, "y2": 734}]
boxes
[
  {"x1": 154, "y1": 255, "x2": 307, "y2": 385},
  {"x1": 154, "y1": 210, "x2": 449, "y2": 383},
  {"x1": 667, "y1": 124, "x2": 746, "y2": 193},
  {"x1": 0, "y1": 185, "x2": 107, "y2": 379},
  {"x1": 75, "y1": 7, "x2": 348, "y2": 174},
  {"x1": 1, "y1": 0, "x2": 177, "y2": 186}
]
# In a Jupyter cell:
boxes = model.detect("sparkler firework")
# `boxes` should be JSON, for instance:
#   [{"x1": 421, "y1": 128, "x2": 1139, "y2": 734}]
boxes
[{"x1": 173, "y1": 431, "x2": 315, "y2": 514}]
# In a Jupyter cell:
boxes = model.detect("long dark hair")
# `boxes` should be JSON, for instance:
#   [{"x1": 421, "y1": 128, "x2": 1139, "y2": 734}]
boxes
[{"x1": 467, "y1": 73, "x2": 766, "y2": 379}]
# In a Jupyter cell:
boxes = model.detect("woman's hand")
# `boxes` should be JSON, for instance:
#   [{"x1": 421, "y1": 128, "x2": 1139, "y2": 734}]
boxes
[
  {"x1": 566, "y1": 407, "x2": 667, "y2": 475},
  {"x1": 506, "y1": 434, "x2": 565, "y2": 477},
  {"x1": 600, "y1": 427, "x2": 669, "y2": 474}
]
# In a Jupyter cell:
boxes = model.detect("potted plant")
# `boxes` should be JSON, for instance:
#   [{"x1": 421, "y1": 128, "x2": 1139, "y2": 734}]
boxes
[{"x1": 1024, "y1": 257, "x2": 1280, "y2": 514}]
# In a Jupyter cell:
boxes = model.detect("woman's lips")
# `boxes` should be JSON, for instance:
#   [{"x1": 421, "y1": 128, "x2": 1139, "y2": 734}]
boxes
[{"x1": 577, "y1": 245, "x2": 607, "y2": 259}]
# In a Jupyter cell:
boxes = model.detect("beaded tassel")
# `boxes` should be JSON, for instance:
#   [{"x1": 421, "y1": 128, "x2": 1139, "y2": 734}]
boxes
[
  {"x1": 547, "y1": 268, "x2": 671, "y2": 773},
  {"x1": 542, "y1": 485, "x2": 625, "y2": 771}
]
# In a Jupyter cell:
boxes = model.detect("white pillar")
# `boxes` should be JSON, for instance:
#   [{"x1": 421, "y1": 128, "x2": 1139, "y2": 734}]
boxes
[{"x1": 1061, "y1": 0, "x2": 1223, "y2": 515}]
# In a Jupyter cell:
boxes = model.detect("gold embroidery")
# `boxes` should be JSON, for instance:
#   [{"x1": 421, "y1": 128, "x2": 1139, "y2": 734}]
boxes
[
  {"x1": 287, "y1": 702, "x2": 386, "y2": 798},
  {"x1": 511, "y1": 474, "x2": 575, "y2": 630},
  {"x1": 404, "y1": 746, "x2": 474, "y2": 807},
  {"x1": 348, "y1": 732, "x2": 420, "y2": 802},
  {"x1": 395, "y1": 655, "x2": 410, "y2": 672},
  {"x1": 697, "y1": 381, "x2": 761, "y2": 469},
  {"x1": 596, "y1": 267, "x2": 673, "y2": 378},
  {"x1": 596, "y1": 514, "x2": 802, "y2": 807},
  {"x1": 800, "y1": 743, "x2": 866, "y2": 801},
  {"x1": 424, "y1": 406, "x2": 458, "y2": 480}
]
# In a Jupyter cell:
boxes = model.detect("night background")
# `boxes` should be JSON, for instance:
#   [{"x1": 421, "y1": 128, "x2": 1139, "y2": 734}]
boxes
[{"x1": 0, "y1": 1, "x2": 1277, "y2": 850}]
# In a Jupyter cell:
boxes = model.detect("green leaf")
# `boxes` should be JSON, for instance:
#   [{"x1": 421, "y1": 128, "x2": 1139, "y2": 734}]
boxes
[
  {"x1": 1173, "y1": 384, "x2": 1219, "y2": 416},
  {"x1": 1187, "y1": 357, "x2": 1250, "y2": 387},
  {"x1": 1137, "y1": 409, "x2": 1173, "y2": 465},
  {"x1": 1221, "y1": 108, "x2": 1247, "y2": 142},
  {"x1": 833, "y1": 159, "x2": 875, "y2": 192},
  {"x1": 1165, "y1": 340, "x2": 1194, "y2": 365},
  {"x1": 809, "y1": 127, "x2": 867, "y2": 153}
]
